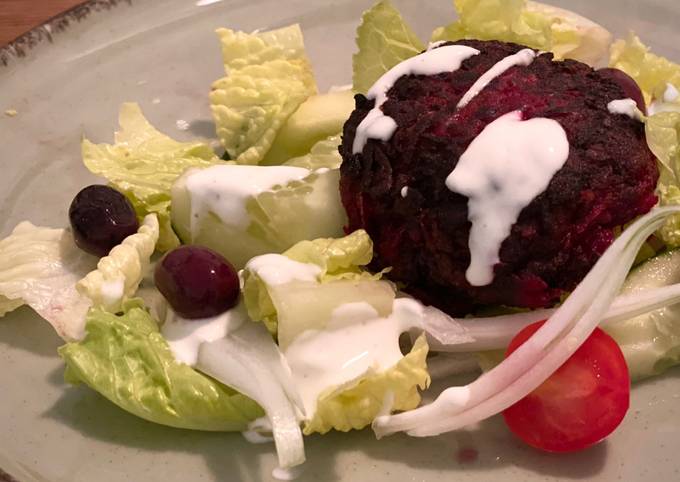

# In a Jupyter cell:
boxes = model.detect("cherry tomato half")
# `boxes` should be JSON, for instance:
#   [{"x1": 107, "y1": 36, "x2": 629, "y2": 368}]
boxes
[{"x1": 502, "y1": 321, "x2": 630, "y2": 453}]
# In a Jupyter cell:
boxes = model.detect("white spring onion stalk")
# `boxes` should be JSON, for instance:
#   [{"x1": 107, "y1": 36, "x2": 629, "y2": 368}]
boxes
[
  {"x1": 373, "y1": 206, "x2": 680, "y2": 438},
  {"x1": 425, "y1": 281, "x2": 680, "y2": 353},
  {"x1": 196, "y1": 321, "x2": 306, "y2": 468}
]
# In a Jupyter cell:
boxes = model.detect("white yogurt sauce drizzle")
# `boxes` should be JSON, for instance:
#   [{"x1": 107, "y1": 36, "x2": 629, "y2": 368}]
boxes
[
  {"x1": 446, "y1": 111, "x2": 569, "y2": 286},
  {"x1": 607, "y1": 98, "x2": 645, "y2": 121},
  {"x1": 245, "y1": 254, "x2": 321, "y2": 285},
  {"x1": 457, "y1": 49, "x2": 536, "y2": 108},
  {"x1": 185, "y1": 165, "x2": 309, "y2": 236},
  {"x1": 427, "y1": 40, "x2": 447, "y2": 51},
  {"x1": 161, "y1": 302, "x2": 248, "y2": 366},
  {"x1": 352, "y1": 45, "x2": 480, "y2": 154},
  {"x1": 284, "y1": 298, "x2": 423, "y2": 416}
]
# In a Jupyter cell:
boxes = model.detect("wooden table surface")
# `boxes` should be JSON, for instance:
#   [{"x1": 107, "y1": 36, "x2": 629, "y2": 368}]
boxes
[{"x1": 0, "y1": 0, "x2": 87, "y2": 47}]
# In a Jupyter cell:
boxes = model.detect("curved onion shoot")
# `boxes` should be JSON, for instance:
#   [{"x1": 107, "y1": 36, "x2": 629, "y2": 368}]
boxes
[
  {"x1": 425, "y1": 282, "x2": 680, "y2": 353},
  {"x1": 197, "y1": 322, "x2": 305, "y2": 468},
  {"x1": 374, "y1": 206, "x2": 680, "y2": 438}
]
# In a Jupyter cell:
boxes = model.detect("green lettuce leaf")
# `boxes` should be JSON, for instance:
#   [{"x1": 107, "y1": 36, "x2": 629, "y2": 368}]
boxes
[
  {"x1": 283, "y1": 229, "x2": 375, "y2": 281},
  {"x1": 604, "y1": 250, "x2": 680, "y2": 380},
  {"x1": 283, "y1": 134, "x2": 343, "y2": 170},
  {"x1": 352, "y1": 0, "x2": 425, "y2": 94},
  {"x1": 59, "y1": 299, "x2": 263, "y2": 431},
  {"x1": 646, "y1": 112, "x2": 680, "y2": 246},
  {"x1": 0, "y1": 222, "x2": 97, "y2": 340},
  {"x1": 82, "y1": 103, "x2": 222, "y2": 252},
  {"x1": 242, "y1": 230, "x2": 384, "y2": 338},
  {"x1": 304, "y1": 334, "x2": 430, "y2": 434},
  {"x1": 210, "y1": 25, "x2": 317, "y2": 165},
  {"x1": 609, "y1": 33, "x2": 680, "y2": 105},
  {"x1": 611, "y1": 35, "x2": 680, "y2": 245},
  {"x1": 432, "y1": 0, "x2": 612, "y2": 65},
  {"x1": 77, "y1": 214, "x2": 159, "y2": 313}
]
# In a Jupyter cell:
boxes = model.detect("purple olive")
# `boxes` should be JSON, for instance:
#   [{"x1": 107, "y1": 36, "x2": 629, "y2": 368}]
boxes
[
  {"x1": 154, "y1": 246, "x2": 240, "y2": 319},
  {"x1": 69, "y1": 185, "x2": 139, "y2": 257}
]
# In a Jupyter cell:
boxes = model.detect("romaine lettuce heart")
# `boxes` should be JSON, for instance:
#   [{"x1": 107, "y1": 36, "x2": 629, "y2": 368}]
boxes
[
  {"x1": 646, "y1": 112, "x2": 680, "y2": 246},
  {"x1": 610, "y1": 33, "x2": 680, "y2": 105},
  {"x1": 77, "y1": 214, "x2": 159, "y2": 313},
  {"x1": 242, "y1": 230, "x2": 381, "y2": 336},
  {"x1": 352, "y1": 0, "x2": 425, "y2": 94},
  {"x1": 210, "y1": 25, "x2": 317, "y2": 165}
]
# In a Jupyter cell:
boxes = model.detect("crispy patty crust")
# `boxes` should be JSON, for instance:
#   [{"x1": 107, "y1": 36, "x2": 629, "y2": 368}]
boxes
[{"x1": 339, "y1": 40, "x2": 659, "y2": 314}]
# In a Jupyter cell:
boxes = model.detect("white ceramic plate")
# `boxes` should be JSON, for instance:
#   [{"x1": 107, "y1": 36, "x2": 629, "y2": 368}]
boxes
[{"x1": 1, "y1": 1, "x2": 680, "y2": 481}]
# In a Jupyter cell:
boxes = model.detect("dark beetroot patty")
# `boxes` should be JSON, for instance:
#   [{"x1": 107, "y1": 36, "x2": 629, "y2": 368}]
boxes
[{"x1": 339, "y1": 39, "x2": 659, "y2": 315}]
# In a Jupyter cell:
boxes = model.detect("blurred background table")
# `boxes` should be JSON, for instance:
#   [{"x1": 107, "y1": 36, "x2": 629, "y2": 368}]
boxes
[{"x1": 0, "y1": 0, "x2": 87, "y2": 46}]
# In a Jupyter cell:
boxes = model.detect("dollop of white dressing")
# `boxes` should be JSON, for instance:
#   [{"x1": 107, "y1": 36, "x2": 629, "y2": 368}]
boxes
[
  {"x1": 175, "y1": 119, "x2": 190, "y2": 131},
  {"x1": 400, "y1": 186, "x2": 409, "y2": 198},
  {"x1": 245, "y1": 254, "x2": 321, "y2": 286},
  {"x1": 161, "y1": 302, "x2": 248, "y2": 366},
  {"x1": 352, "y1": 45, "x2": 480, "y2": 154},
  {"x1": 100, "y1": 278, "x2": 124, "y2": 308},
  {"x1": 648, "y1": 83, "x2": 680, "y2": 115},
  {"x1": 607, "y1": 98, "x2": 645, "y2": 121},
  {"x1": 284, "y1": 298, "x2": 424, "y2": 416},
  {"x1": 446, "y1": 111, "x2": 569, "y2": 286},
  {"x1": 185, "y1": 165, "x2": 309, "y2": 235},
  {"x1": 241, "y1": 416, "x2": 274, "y2": 444},
  {"x1": 457, "y1": 49, "x2": 536, "y2": 109},
  {"x1": 664, "y1": 83, "x2": 680, "y2": 102}
]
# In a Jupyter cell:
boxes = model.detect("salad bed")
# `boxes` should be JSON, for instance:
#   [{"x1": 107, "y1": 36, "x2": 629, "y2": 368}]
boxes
[{"x1": 3, "y1": 0, "x2": 680, "y2": 478}]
